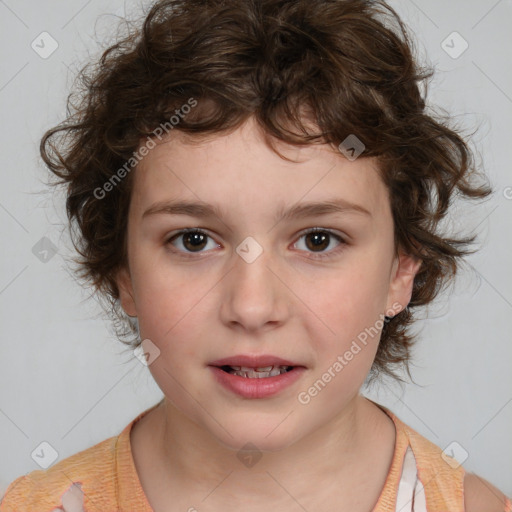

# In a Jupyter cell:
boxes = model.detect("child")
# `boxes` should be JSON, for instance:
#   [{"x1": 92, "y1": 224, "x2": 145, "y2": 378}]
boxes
[{"x1": 1, "y1": 0, "x2": 510, "y2": 510}]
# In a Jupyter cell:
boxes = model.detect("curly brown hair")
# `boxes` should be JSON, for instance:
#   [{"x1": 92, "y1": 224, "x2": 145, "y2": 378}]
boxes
[{"x1": 41, "y1": 0, "x2": 491, "y2": 384}]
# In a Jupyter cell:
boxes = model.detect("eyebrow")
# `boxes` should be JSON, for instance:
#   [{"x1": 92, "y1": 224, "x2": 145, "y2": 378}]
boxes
[{"x1": 142, "y1": 198, "x2": 372, "y2": 222}]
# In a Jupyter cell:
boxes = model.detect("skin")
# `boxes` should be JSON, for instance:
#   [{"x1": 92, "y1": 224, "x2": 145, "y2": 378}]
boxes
[{"x1": 116, "y1": 116, "x2": 422, "y2": 511}]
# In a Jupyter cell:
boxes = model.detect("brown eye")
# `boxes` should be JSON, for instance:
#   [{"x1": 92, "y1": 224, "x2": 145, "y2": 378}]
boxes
[
  {"x1": 305, "y1": 231, "x2": 330, "y2": 252},
  {"x1": 167, "y1": 229, "x2": 218, "y2": 254},
  {"x1": 294, "y1": 228, "x2": 345, "y2": 258},
  {"x1": 182, "y1": 231, "x2": 208, "y2": 251}
]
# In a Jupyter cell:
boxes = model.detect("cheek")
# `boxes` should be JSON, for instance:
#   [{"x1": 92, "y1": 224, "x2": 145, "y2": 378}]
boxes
[
  {"x1": 132, "y1": 261, "x2": 216, "y2": 361},
  {"x1": 299, "y1": 262, "x2": 391, "y2": 344}
]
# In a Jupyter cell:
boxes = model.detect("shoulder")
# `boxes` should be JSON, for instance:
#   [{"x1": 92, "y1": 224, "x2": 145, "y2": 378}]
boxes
[
  {"x1": 0, "y1": 433, "x2": 120, "y2": 512},
  {"x1": 464, "y1": 472, "x2": 512, "y2": 512}
]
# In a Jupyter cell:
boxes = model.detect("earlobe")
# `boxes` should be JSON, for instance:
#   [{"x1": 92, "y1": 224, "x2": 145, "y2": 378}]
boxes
[
  {"x1": 386, "y1": 253, "x2": 422, "y2": 314},
  {"x1": 116, "y1": 267, "x2": 137, "y2": 317}
]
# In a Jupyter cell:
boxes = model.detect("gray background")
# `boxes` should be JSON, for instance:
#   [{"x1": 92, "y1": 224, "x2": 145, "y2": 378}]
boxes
[{"x1": 1, "y1": 0, "x2": 511, "y2": 499}]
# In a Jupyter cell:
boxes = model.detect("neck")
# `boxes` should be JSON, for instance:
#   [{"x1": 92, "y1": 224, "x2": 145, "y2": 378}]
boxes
[{"x1": 139, "y1": 394, "x2": 393, "y2": 507}]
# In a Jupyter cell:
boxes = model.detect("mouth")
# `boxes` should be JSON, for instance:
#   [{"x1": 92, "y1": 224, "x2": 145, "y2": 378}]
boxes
[{"x1": 208, "y1": 356, "x2": 306, "y2": 398}]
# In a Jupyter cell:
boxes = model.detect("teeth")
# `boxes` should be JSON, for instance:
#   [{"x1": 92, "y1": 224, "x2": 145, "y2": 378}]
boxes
[
  {"x1": 236, "y1": 365, "x2": 288, "y2": 372},
  {"x1": 229, "y1": 365, "x2": 291, "y2": 378}
]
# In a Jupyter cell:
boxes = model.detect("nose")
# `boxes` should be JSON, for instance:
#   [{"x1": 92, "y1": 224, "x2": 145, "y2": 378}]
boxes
[{"x1": 220, "y1": 240, "x2": 291, "y2": 333}]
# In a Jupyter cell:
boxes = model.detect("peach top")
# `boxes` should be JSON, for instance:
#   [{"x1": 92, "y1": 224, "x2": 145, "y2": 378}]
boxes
[{"x1": 1, "y1": 400, "x2": 511, "y2": 511}]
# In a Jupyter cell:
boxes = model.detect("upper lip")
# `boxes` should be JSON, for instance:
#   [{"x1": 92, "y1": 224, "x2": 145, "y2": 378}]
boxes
[{"x1": 209, "y1": 355, "x2": 303, "y2": 368}]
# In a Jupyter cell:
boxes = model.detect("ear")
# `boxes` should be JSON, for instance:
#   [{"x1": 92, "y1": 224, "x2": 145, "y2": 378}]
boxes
[
  {"x1": 116, "y1": 266, "x2": 137, "y2": 317},
  {"x1": 386, "y1": 252, "x2": 422, "y2": 314}
]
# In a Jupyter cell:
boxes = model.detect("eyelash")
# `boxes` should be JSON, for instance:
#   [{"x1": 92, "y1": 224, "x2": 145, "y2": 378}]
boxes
[{"x1": 165, "y1": 227, "x2": 347, "y2": 260}]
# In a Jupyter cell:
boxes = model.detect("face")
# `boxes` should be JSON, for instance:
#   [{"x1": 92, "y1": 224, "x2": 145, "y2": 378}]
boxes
[{"x1": 117, "y1": 117, "x2": 420, "y2": 452}]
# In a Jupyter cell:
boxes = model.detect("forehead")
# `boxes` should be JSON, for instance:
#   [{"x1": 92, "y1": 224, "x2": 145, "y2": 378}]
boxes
[{"x1": 131, "y1": 119, "x2": 390, "y2": 221}]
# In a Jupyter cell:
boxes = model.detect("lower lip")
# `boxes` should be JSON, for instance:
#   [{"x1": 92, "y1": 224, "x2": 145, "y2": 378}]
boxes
[{"x1": 209, "y1": 366, "x2": 306, "y2": 399}]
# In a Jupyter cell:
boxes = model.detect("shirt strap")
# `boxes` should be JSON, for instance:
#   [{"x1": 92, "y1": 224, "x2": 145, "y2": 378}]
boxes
[{"x1": 395, "y1": 446, "x2": 428, "y2": 512}]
